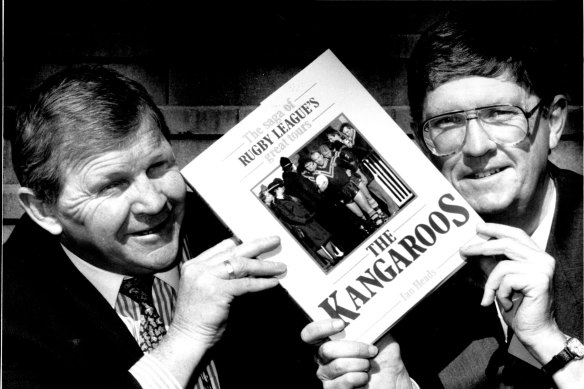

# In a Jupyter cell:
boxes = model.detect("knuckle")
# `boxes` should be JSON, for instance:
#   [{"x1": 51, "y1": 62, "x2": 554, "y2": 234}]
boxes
[
  {"x1": 346, "y1": 372, "x2": 368, "y2": 386},
  {"x1": 320, "y1": 342, "x2": 333, "y2": 359},
  {"x1": 235, "y1": 258, "x2": 253, "y2": 277},
  {"x1": 229, "y1": 258, "x2": 243, "y2": 276},
  {"x1": 316, "y1": 368, "x2": 329, "y2": 382},
  {"x1": 358, "y1": 343, "x2": 372, "y2": 356},
  {"x1": 224, "y1": 246, "x2": 237, "y2": 261},
  {"x1": 533, "y1": 273, "x2": 551, "y2": 286},
  {"x1": 328, "y1": 359, "x2": 345, "y2": 375},
  {"x1": 239, "y1": 277, "x2": 253, "y2": 289}
]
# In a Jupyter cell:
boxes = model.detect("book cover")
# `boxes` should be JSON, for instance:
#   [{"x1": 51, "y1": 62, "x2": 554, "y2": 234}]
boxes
[{"x1": 182, "y1": 50, "x2": 484, "y2": 343}]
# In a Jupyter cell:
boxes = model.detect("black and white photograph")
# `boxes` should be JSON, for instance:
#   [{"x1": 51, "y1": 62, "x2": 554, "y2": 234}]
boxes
[
  {"x1": 3, "y1": 1, "x2": 583, "y2": 389},
  {"x1": 253, "y1": 114, "x2": 414, "y2": 272}
]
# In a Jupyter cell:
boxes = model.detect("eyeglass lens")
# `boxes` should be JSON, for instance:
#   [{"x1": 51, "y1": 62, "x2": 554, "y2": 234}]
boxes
[{"x1": 424, "y1": 106, "x2": 529, "y2": 156}]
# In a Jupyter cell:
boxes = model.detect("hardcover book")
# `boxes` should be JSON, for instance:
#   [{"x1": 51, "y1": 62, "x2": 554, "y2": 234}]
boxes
[{"x1": 182, "y1": 50, "x2": 484, "y2": 343}]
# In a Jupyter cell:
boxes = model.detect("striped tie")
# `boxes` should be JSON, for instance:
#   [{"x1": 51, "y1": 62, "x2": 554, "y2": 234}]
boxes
[{"x1": 120, "y1": 276, "x2": 167, "y2": 352}]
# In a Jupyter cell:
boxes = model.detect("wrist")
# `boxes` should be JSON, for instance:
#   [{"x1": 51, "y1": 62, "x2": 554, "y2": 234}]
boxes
[
  {"x1": 147, "y1": 326, "x2": 212, "y2": 387},
  {"x1": 541, "y1": 337, "x2": 584, "y2": 383},
  {"x1": 166, "y1": 321, "x2": 218, "y2": 351},
  {"x1": 521, "y1": 325, "x2": 566, "y2": 365}
]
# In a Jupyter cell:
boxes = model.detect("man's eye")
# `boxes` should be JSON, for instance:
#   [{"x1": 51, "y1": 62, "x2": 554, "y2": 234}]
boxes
[
  {"x1": 100, "y1": 180, "x2": 126, "y2": 193},
  {"x1": 432, "y1": 114, "x2": 464, "y2": 129},
  {"x1": 151, "y1": 161, "x2": 166, "y2": 169},
  {"x1": 148, "y1": 160, "x2": 171, "y2": 176},
  {"x1": 482, "y1": 107, "x2": 518, "y2": 122}
]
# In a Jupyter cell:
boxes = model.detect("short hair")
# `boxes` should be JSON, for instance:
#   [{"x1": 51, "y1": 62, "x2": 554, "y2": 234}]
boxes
[
  {"x1": 310, "y1": 150, "x2": 322, "y2": 159},
  {"x1": 339, "y1": 123, "x2": 354, "y2": 132},
  {"x1": 324, "y1": 127, "x2": 340, "y2": 138},
  {"x1": 12, "y1": 65, "x2": 170, "y2": 204},
  {"x1": 297, "y1": 157, "x2": 312, "y2": 173},
  {"x1": 319, "y1": 144, "x2": 331, "y2": 154},
  {"x1": 407, "y1": 11, "x2": 561, "y2": 128}
]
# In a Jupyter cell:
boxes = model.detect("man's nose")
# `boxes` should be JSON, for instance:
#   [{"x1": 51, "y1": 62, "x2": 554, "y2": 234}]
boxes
[
  {"x1": 460, "y1": 117, "x2": 497, "y2": 156},
  {"x1": 131, "y1": 175, "x2": 166, "y2": 214}
]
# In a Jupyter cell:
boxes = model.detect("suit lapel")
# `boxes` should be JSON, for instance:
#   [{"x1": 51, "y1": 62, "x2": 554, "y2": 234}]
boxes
[
  {"x1": 546, "y1": 166, "x2": 583, "y2": 340},
  {"x1": 38, "y1": 229, "x2": 144, "y2": 365}
]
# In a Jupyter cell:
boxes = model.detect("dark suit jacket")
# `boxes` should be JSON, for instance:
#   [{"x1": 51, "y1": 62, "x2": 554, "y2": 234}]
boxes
[
  {"x1": 2, "y1": 191, "x2": 319, "y2": 389},
  {"x1": 393, "y1": 165, "x2": 583, "y2": 389}
]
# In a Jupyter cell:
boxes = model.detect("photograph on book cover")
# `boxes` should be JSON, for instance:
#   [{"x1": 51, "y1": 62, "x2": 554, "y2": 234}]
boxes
[
  {"x1": 182, "y1": 50, "x2": 485, "y2": 342},
  {"x1": 252, "y1": 113, "x2": 415, "y2": 274}
]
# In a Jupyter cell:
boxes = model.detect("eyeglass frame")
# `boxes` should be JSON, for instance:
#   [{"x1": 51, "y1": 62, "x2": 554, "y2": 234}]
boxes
[{"x1": 418, "y1": 100, "x2": 544, "y2": 157}]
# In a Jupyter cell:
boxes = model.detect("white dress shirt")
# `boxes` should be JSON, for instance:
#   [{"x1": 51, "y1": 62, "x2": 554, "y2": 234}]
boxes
[{"x1": 64, "y1": 246, "x2": 220, "y2": 389}]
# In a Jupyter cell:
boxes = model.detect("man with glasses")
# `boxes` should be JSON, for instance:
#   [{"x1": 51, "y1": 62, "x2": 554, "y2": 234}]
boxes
[{"x1": 301, "y1": 11, "x2": 583, "y2": 389}]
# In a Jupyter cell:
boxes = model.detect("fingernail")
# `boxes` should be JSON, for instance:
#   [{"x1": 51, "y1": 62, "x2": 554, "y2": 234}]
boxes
[
  {"x1": 332, "y1": 319, "x2": 345, "y2": 330},
  {"x1": 368, "y1": 346, "x2": 378, "y2": 356}
]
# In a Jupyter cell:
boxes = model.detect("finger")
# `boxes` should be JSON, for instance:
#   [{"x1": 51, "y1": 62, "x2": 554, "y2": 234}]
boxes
[
  {"x1": 482, "y1": 261, "x2": 552, "y2": 306},
  {"x1": 481, "y1": 261, "x2": 523, "y2": 306},
  {"x1": 321, "y1": 372, "x2": 369, "y2": 389},
  {"x1": 461, "y1": 238, "x2": 542, "y2": 262},
  {"x1": 319, "y1": 341, "x2": 378, "y2": 364},
  {"x1": 227, "y1": 257, "x2": 287, "y2": 278},
  {"x1": 321, "y1": 357, "x2": 371, "y2": 379},
  {"x1": 475, "y1": 223, "x2": 540, "y2": 250},
  {"x1": 301, "y1": 319, "x2": 347, "y2": 344},
  {"x1": 322, "y1": 358, "x2": 371, "y2": 379},
  {"x1": 192, "y1": 238, "x2": 238, "y2": 262},
  {"x1": 230, "y1": 236, "x2": 281, "y2": 260},
  {"x1": 226, "y1": 277, "x2": 281, "y2": 296},
  {"x1": 494, "y1": 276, "x2": 520, "y2": 312}
]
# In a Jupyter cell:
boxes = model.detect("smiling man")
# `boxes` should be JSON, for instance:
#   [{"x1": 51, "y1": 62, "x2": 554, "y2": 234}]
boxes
[
  {"x1": 419, "y1": 73, "x2": 561, "y2": 233},
  {"x1": 3, "y1": 66, "x2": 318, "y2": 389},
  {"x1": 301, "y1": 12, "x2": 583, "y2": 389}
]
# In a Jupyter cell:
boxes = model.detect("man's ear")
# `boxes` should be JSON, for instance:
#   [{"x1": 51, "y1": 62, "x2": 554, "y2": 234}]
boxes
[
  {"x1": 546, "y1": 95, "x2": 568, "y2": 150},
  {"x1": 17, "y1": 187, "x2": 63, "y2": 235}
]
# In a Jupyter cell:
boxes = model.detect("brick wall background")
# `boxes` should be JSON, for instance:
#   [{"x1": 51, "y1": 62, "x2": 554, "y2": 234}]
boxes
[{"x1": 3, "y1": 1, "x2": 582, "y2": 242}]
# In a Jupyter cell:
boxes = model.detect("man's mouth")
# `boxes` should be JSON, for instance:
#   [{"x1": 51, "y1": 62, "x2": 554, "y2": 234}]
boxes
[{"x1": 467, "y1": 167, "x2": 504, "y2": 179}]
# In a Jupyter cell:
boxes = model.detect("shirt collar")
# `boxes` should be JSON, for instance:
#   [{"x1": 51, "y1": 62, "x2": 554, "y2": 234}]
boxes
[{"x1": 62, "y1": 245, "x2": 179, "y2": 308}]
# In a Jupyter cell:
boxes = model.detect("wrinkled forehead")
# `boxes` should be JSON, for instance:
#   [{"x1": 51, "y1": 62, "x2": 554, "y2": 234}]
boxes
[
  {"x1": 422, "y1": 74, "x2": 534, "y2": 117},
  {"x1": 60, "y1": 116, "x2": 168, "y2": 173}
]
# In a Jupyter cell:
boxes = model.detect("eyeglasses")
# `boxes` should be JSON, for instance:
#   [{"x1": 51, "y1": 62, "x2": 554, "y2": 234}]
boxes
[{"x1": 420, "y1": 101, "x2": 543, "y2": 157}]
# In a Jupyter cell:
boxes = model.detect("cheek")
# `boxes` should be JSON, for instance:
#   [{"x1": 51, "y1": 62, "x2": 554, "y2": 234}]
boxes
[
  {"x1": 432, "y1": 156, "x2": 456, "y2": 184},
  {"x1": 86, "y1": 198, "x2": 133, "y2": 238},
  {"x1": 160, "y1": 171, "x2": 186, "y2": 203},
  {"x1": 59, "y1": 194, "x2": 107, "y2": 228}
]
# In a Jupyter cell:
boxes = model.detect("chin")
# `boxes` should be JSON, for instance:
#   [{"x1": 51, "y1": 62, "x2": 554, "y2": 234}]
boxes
[
  {"x1": 132, "y1": 243, "x2": 180, "y2": 273},
  {"x1": 463, "y1": 193, "x2": 514, "y2": 217},
  {"x1": 153, "y1": 244, "x2": 181, "y2": 268}
]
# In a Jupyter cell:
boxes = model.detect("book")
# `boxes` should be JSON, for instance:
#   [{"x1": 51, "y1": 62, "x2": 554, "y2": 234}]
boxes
[{"x1": 182, "y1": 50, "x2": 484, "y2": 343}]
